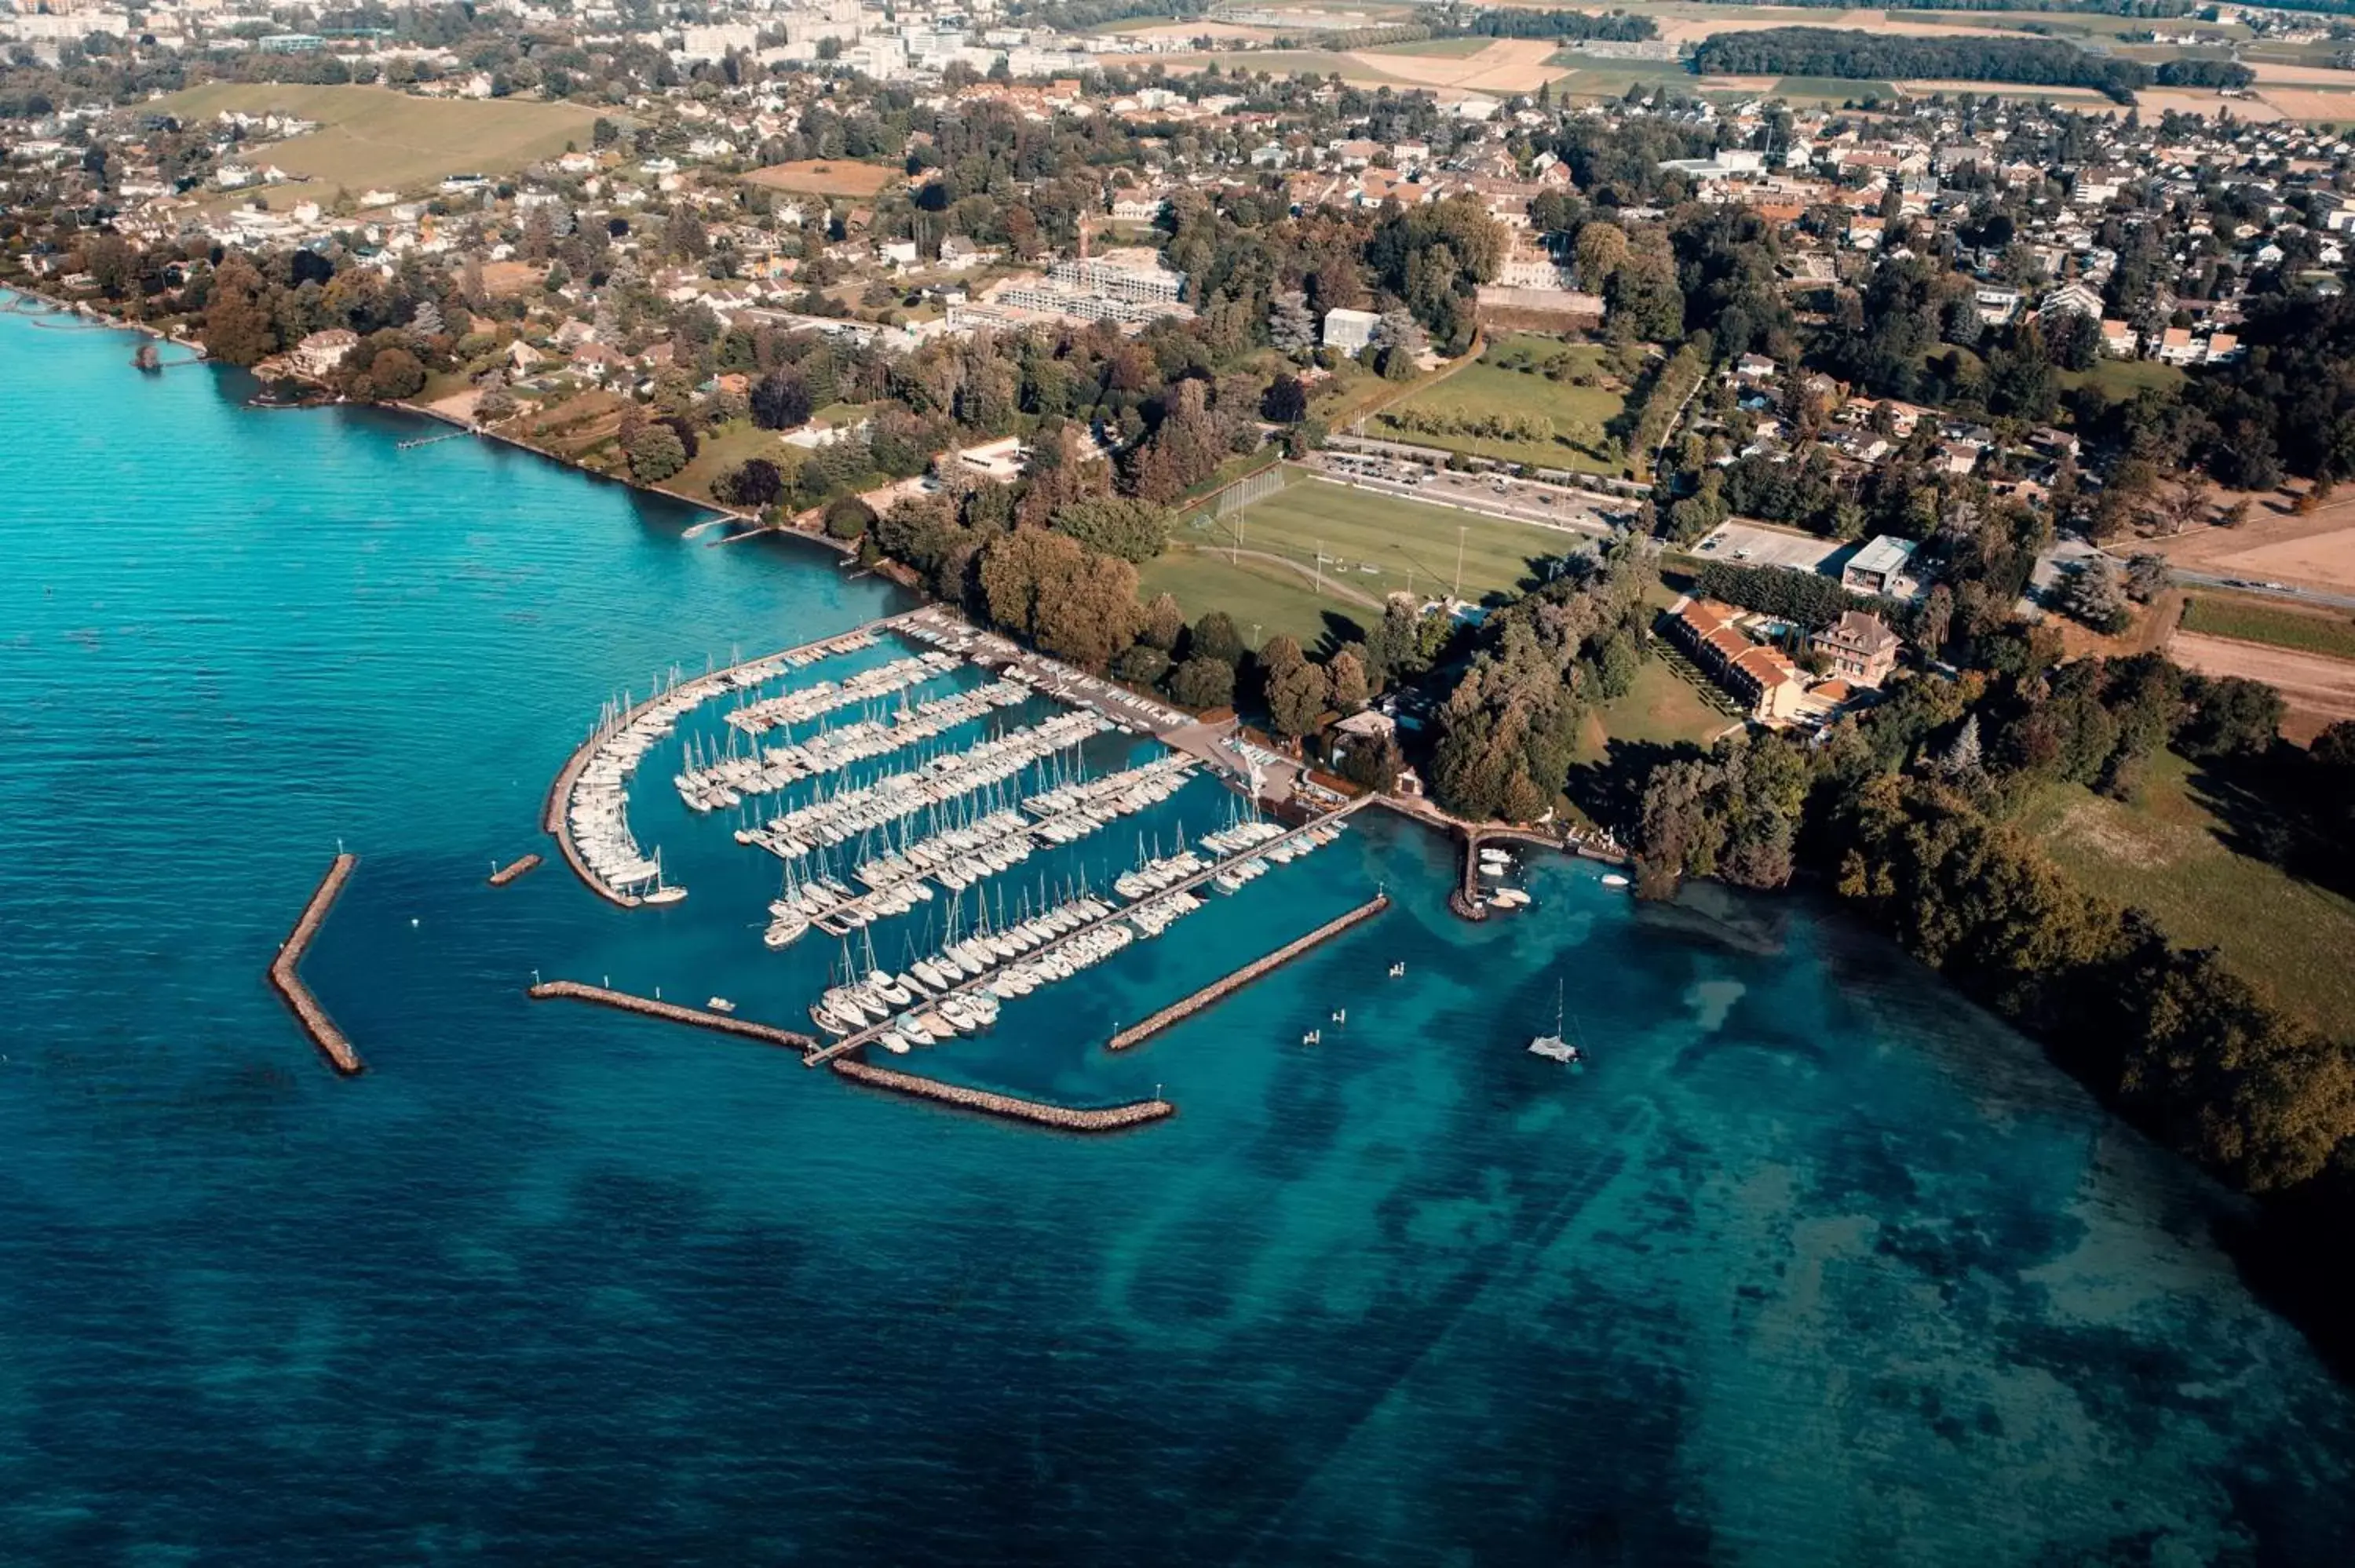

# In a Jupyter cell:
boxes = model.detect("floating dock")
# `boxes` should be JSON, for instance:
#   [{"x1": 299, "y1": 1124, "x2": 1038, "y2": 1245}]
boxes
[
  {"x1": 270, "y1": 853, "x2": 364, "y2": 1075},
  {"x1": 527, "y1": 980, "x2": 816, "y2": 1052},
  {"x1": 487, "y1": 852, "x2": 542, "y2": 887},
  {"x1": 805, "y1": 795, "x2": 1375, "y2": 1067},
  {"x1": 542, "y1": 614, "x2": 923, "y2": 907},
  {"x1": 1106, "y1": 892, "x2": 1389, "y2": 1051},
  {"x1": 829, "y1": 1057, "x2": 1173, "y2": 1131}
]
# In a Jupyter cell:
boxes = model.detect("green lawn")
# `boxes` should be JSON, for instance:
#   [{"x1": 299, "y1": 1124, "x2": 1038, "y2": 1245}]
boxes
[
  {"x1": 670, "y1": 420, "x2": 793, "y2": 508},
  {"x1": 1574, "y1": 655, "x2": 1738, "y2": 762},
  {"x1": 2182, "y1": 595, "x2": 2355, "y2": 660},
  {"x1": 2015, "y1": 749, "x2": 2355, "y2": 1036},
  {"x1": 1137, "y1": 550, "x2": 1367, "y2": 651},
  {"x1": 1378, "y1": 335, "x2": 1628, "y2": 475},
  {"x1": 2059, "y1": 358, "x2": 2187, "y2": 399},
  {"x1": 159, "y1": 83, "x2": 608, "y2": 206}
]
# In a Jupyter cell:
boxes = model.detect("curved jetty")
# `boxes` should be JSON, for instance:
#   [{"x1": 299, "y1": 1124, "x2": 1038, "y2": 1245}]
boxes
[
  {"x1": 1107, "y1": 893, "x2": 1390, "y2": 1051},
  {"x1": 830, "y1": 1057, "x2": 1174, "y2": 1131},
  {"x1": 527, "y1": 980, "x2": 816, "y2": 1051},
  {"x1": 271, "y1": 854, "x2": 364, "y2": 1075},
  {"x1": 487, "y1": 853, "x2": 542, "y2": 887}
]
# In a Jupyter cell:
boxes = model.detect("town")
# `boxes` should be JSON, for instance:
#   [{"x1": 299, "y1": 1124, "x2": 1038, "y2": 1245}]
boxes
[{"x1": 9, "y1": 0, "x2": 2355, "y2": 1342}]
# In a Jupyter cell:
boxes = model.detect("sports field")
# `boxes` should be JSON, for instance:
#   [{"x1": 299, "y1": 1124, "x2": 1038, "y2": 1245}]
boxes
[
  {"x1": 1141, "y1": 468, "x2": 1590, "y2": 646},
  {"x1": 159, "y1": 84, "x2": 605, "y2": 205},
  {"x1": 1378, "y1": 334, "x2": 1627, "y2": 474}
]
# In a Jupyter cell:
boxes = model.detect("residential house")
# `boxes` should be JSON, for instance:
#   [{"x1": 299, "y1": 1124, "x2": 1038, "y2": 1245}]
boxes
[
  {"x1": 290, "y1": 328, "x2": 356, "y2": 380},
  {"x1": 1810, "y1": 611, "x2": 1901, "y2": 687},
  {"x1": 1669, "y1": 598, "x2": 1809, "y2": 723}
]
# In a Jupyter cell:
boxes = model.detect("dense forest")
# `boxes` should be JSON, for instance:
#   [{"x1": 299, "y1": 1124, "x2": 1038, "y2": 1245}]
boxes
[
  {"x1": 1690, "y1": 27, "x2": 2157, "y2": 101},
  {"x1": 1462, "y1": 9, "x2": 1659, "y2": 42}
]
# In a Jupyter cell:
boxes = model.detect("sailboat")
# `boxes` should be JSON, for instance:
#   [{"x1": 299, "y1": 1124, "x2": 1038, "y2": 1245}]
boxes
[{"x1": 1528, "y1": 980, "x2": 1583, "y2": 1064}]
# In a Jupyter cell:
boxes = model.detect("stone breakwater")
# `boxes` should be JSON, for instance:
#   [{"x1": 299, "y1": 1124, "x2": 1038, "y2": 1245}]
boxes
[
  {"x1": 1106, "y1": 894, "x2": 1392, "y2": 1052},
  {"x1": 271, "y1": 853, "x2": 364, "y2": 1075},
  {"x1": 527, "y1": 980, "x2": 816, "y2": 1052},
  {"x1": 488, "y1": 853, "x2": 542, "y2": 886},
  {"x1": 828, "y1": 1057, "x2": 1175, "y2": 1131}
]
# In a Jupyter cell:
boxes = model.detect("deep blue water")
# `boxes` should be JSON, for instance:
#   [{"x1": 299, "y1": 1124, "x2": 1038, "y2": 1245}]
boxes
[{"x1": 3, "y1": 302, "x2": 2353, "y2": 1566}]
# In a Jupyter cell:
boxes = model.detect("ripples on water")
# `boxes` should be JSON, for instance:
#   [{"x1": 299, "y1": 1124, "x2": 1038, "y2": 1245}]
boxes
[{"x1": 2, "y1": 308, "x2": 2350, "y2": 1565}]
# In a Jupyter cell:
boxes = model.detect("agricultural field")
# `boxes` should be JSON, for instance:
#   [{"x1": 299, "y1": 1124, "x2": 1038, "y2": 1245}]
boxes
[
  {"x1": 2180, "y1": 595, "x2": 2355, "y2": 661},
  {"x1": 159, "y1": 84, "x2": 605, "y2": 207},
  {"x1": 2016, "y1": 749, "x2": 2355, "y2": 1037},
  {"x1": 1376, "y1": 334, "x2": 1628, "y2": 475},
  {"x1": 1363, "y1": 36, "x2": 1499, "y2": 59},
  {"x1": 742, "y1": 159, "x2": 900, "y2": 198}
]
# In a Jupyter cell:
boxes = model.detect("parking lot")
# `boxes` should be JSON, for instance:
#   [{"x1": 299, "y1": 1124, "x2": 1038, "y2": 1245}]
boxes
[{"x1": 1690, "y1": 520, "x2": 1849, "y2": 575}]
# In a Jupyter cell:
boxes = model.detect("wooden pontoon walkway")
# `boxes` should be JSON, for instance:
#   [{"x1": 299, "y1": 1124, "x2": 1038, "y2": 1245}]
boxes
[
  {"x1": 542, "y1": 612, "x2": 925, "y2": 906},
  {"x1": 805, "y1": 793, "x2": 1375, "y2": 1067}
]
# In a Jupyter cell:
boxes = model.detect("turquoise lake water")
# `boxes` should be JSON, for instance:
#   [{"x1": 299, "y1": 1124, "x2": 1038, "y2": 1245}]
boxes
[{"x1": 3, "y1": 302, "x2": 2352, "y2": 1564}]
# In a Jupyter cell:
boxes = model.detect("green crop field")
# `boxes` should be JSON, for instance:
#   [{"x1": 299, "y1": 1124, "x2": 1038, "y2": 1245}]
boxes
[
  {"x1": 1364, "y1": 36, "x2": 1499, "y2": 58},
  {"x1": 1773, "y1": 76, "x2": 1900, "y2": 104},
  {"x1": 160, "y1": 83, "x2": 607, "y2": 206},
  {"x1": 2016, "y1": 749, "x2": 2355, "y2": 1036},
  {"x1": 2182, "y1": 596, "x2": 2355, "y2": 660},
  {"x1": 1377, "y1": 335, "x2": 1628, "y2": 475}
]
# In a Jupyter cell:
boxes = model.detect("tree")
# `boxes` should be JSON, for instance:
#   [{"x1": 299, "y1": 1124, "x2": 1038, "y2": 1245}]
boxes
[
  {"x1": 626, "y1": 426, "x2": 688, "y2": 483},
  {"x1": 1189, "y1": 611, "x2": 1244, "y2": 667},
  {"x1": 365, "y1": 347, "x2": 425, "y2": 401},
  {"x1": 1327, "y1": 651, "x2": 1369, "y2": 714},
  {"x1": 1266, "y1": 658, "x2": 1330, "y2": 742},
  {"x1": 750, "y1": 369, "x2": 813, "y2": 430},
  {"x1": 1141, "y1": 593, "x2": 1186, "y2": 651},
  {"x1": 2124, "y1": 553, "x2": 2171, "y2": 603},
  {"x1": 1114, "y1": 644, "x2": 1171, "y2": 688},
  {"x1": 200, "y1": 257, "x2": 277, "y2": 367},
  {"x1": 1051, "y1": 497, "x2": 1172, "y2": 564},
  {"x1": 1170, "y1": 655, "x2": 1236, "y2": 710},
  {"x1": 725, "y1": 458, "x2": 784, "y2": 509},
  {"x1": 1262, "y1": 375, "x2": 1309, "y2": 424},
  {"x1": 1269, "y1": 291, "x2": 1316, "y2": 359},
  {"x1": 824, "y1": 496, "x2": 876, "y2": 540},
  {"x1": 2178, "y1": 675, "x2": 2284, "y2": 759},
  {"x1": 2061, "y1": 557, "x2": 2131, "y2": 635}
]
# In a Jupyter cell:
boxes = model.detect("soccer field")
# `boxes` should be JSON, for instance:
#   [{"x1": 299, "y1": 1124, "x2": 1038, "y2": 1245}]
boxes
[
  {"x1": 1142, "y1": 469, "x2": 1588, "y2": 647},
  {"x1": 159, "y1": 84, "x2": 608, "y2": 206}
]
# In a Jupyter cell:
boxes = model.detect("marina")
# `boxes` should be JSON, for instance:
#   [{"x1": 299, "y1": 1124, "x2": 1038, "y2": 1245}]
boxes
[
  {"x1": 539, "y1": 598, "x2": 1380, "y2": 1108},
  {"x1": 268, "y1": 852, "x2": 364, "y2": 1076}
]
